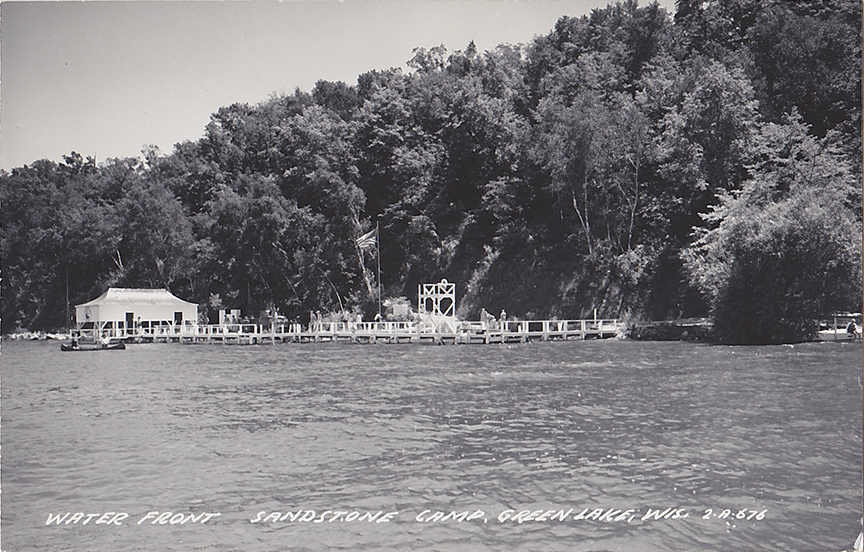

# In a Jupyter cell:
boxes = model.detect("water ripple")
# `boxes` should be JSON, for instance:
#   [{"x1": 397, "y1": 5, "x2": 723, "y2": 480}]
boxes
[{"x1": 2, "y1": 340, "x2": 861, "y2": 551}]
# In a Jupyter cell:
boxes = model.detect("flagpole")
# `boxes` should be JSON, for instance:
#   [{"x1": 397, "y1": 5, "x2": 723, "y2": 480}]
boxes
[{"x1": 376, "y1": 220, "x2": 382, "y2": 320}]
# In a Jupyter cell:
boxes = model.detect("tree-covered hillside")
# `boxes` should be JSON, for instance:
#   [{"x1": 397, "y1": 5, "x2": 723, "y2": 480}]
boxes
[{"x1": 3, "y1": 0, "x2": 861, "y2": 343}]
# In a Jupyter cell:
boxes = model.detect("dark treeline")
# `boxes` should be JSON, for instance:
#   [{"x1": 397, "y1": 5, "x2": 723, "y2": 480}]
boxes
[{"x1": 3, "y1": 0, "x2": 861, "y2": 343}]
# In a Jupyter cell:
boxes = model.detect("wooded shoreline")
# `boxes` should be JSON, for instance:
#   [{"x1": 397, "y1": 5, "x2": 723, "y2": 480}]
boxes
[{"x1": 3, "y1": 1, "x2": 861, "y2": 345}]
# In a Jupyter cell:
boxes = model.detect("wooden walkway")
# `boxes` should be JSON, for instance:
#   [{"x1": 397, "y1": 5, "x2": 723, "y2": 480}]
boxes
[{"x1": 80, "y1": 319, "x2": 621, "y2": 345}]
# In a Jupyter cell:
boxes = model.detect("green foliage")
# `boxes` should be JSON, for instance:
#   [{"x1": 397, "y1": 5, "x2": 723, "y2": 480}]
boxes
[{"x1": 2, "y1": 0, "x2": 861, "y2": 340}]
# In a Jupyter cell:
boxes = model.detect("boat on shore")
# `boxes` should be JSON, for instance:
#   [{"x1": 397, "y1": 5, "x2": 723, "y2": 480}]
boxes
[
  {"x1": 817, "y1": 313, "x2": 862, "y2": 342},
  {"x1": 60, "y1": 342, "x2": 126, "y2": 352}
]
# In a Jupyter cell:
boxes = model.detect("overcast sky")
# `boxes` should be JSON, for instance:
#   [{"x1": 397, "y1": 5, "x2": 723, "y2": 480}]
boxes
[{"x1": 0, "y1": 0, "x2": 676, "y2": 171}]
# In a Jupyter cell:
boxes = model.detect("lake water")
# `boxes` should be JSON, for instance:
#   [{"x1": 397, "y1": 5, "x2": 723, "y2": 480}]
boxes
[{"x1": 2, "y1": 339, "x2": 862, "y2": 552}]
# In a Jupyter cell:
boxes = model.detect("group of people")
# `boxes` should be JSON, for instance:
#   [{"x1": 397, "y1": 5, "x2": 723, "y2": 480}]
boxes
[
  {"x1": 308, "y1": 310, "x2": 324, "y2": 332},
  {"x1": 68, "y1": 332, "x2": 113, "y2": 349},
  {"x1": 308, "y1": 310, "x2": 387, "y2": 332},
  {"x1": 479, "y1": 308, "x2": 508, "y2": 330}
]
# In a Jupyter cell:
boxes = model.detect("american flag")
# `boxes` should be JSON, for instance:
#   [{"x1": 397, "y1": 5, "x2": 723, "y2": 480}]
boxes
[{"x1": 356, "y1": 227, "x2": 378, "y2": 252}]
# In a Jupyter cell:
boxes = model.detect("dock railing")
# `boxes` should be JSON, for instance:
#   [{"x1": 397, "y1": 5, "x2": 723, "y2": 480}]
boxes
[{"x1": 80, "y1": 317, "x2": 621, "y2": 345}]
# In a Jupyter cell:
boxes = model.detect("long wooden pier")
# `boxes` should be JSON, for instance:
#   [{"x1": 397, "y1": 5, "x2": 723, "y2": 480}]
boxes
[{"x1": 79, "y1": 318, "x2": 621, "y2": 346}]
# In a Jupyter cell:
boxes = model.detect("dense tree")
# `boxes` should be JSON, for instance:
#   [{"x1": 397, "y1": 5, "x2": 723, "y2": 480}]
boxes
[
  {"x1": 683, "y1": 117, "x2": 862, "y2": 342},
  {"x1": 113, "y1": 174, "x2": 195, "y2": 292},
  {"x1": 747, "y1": 1, "x2": 861, "y2": 138}
]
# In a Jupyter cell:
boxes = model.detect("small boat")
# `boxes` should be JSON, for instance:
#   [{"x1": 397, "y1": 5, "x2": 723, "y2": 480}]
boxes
[
  {"x1": 817, "y1": 313, "x2": 862, "y2": 341},
  {"x1": 61, "y1": 342, "x2": 126, "y2": 352}
]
